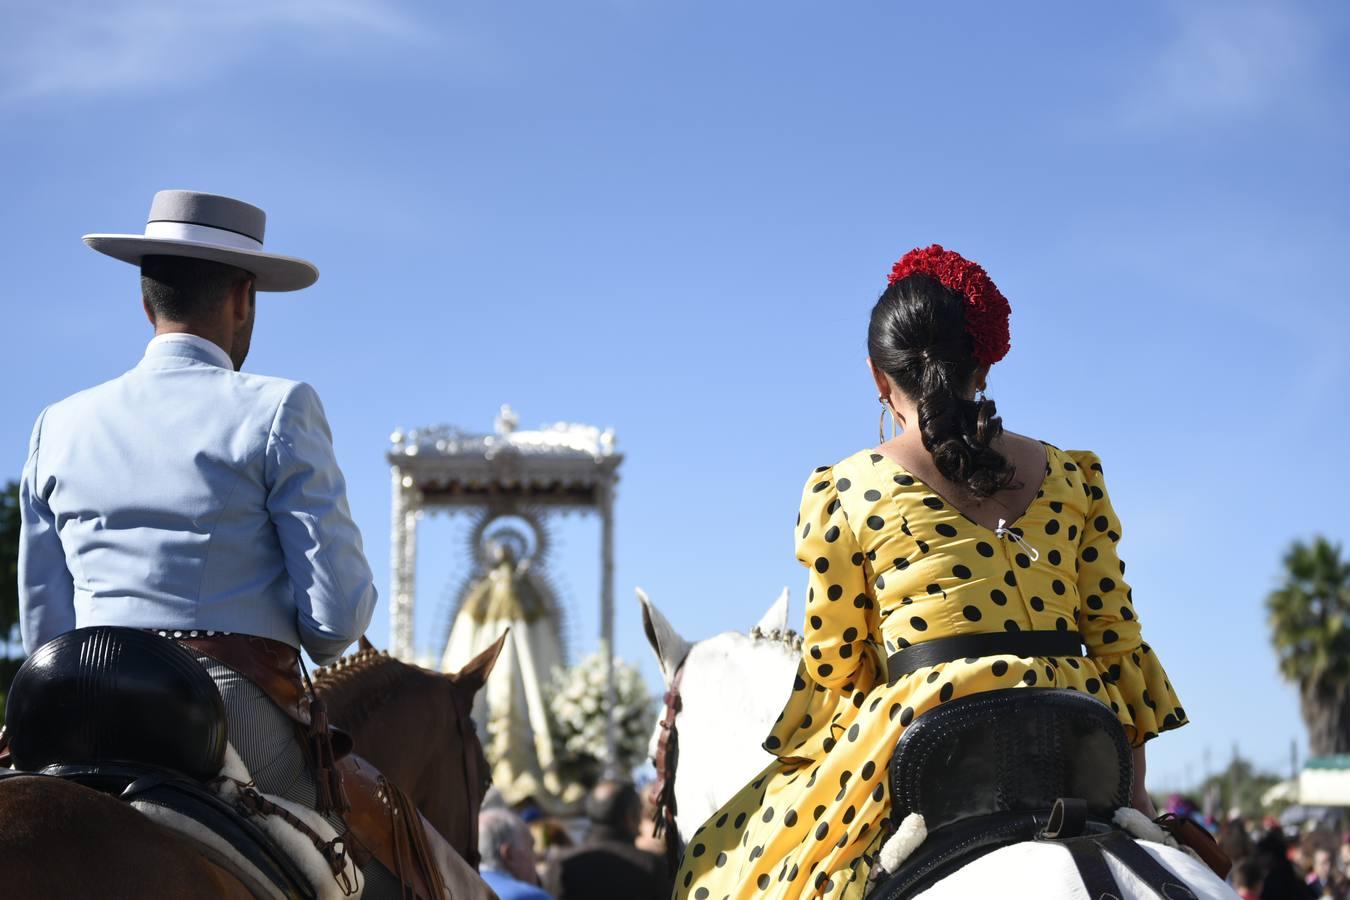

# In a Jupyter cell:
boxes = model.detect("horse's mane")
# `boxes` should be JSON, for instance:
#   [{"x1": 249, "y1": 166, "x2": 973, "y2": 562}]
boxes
[
  {"x1": 747, "y1": 625, "x2": 803, "y2": 653},
  {"x1": 313, "y1": 649, "x2": 429, "y2": 734}
]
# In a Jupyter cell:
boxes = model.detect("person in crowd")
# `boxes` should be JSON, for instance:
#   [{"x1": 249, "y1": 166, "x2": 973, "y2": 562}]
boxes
[
  {"x1": 1220, "y1": 812, "x2": 1256, "y2": 867},
  {"x1": 1307, "y1": 846, "x2": 1348, "y2": 900},
  {"x1": 543, "y1": 779, "x2": 671, "y2": 900},
  {"x1": 1235, "y1": 857, "x2": 1267, "y2": 900},
  {"x1": 529, "y1": 816, "x2": 576, "y2": 881},
  {"x1": 1292, "y1": 843, "x2": 1313, "y2": 886},
  {"x1": 480, "y1": 808, "x2": 553, "y2": 900},
  {"x1": 673, "y1": 245, "x2": 1188, "y2": 898},
  {"x1": 1255, "y1": 828, "x2": 1317, "y2": 900},
  {"x1": 482, "y1": 786, "x2": 510, "y2": 811}
]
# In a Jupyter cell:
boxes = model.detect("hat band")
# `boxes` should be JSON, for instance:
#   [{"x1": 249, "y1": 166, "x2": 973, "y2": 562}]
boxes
[{"x1": 144, "y1": 220, "x2": 264, "y2": 252}]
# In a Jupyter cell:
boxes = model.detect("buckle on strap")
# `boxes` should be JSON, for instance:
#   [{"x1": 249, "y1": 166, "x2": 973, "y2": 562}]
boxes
[{"x1": 887, "y1": 631, "x2": 1084, "y2": 683}]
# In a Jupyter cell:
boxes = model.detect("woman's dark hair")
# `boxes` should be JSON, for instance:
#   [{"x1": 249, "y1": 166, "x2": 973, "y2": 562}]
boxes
[{"x1": 868, "y1": 273, "x2": 1015, "y2": 498}]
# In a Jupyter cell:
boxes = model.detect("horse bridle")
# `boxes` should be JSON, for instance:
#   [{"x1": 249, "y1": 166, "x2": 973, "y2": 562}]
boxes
[
  {"x1": 649, "y1": 658, "x2": 687, "y2": 870},
  {"x1": 447, "y1": 685, "x2": 484, "y2": 869}
]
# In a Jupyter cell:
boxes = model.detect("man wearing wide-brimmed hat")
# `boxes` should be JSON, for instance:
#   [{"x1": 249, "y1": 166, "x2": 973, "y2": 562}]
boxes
[
  {"x1": 21, "y1": 190, "x2": 367, "y2": 660},
  {"x1": 14, "y1": 191, "x2": 481, "y2": 898}
]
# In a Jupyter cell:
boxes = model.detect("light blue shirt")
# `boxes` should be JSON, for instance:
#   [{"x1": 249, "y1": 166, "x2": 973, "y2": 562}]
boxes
[
  {"x1": 481, "y1": 869, "x2": 553, "y2": 900},
  {"x1": 18, "y1": 335, "x2": 377, "y2": 665}
]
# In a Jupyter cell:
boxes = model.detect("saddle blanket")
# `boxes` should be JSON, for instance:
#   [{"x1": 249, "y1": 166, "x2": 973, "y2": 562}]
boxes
[{"x1": 130, "y1": 743, "x2": 362, "y2": 900}]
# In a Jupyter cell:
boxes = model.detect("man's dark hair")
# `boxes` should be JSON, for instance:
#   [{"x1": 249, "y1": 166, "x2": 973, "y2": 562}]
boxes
[
  {"x1": 141, "y1": 255, "x2": 252, "y2": 322},
  {"x1": 584, "y1": 779, "x2": 641, "y2": 832}
]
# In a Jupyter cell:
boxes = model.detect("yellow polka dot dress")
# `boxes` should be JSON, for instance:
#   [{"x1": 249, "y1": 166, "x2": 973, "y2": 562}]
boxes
[{"x1": 674, "y1": 446, "x2": 1187, "y2": 900}]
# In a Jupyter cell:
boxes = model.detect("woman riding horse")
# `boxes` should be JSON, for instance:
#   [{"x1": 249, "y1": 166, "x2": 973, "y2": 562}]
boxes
[{"x1": 675, "y1": 246, "x2": 1188, "y2": 899}]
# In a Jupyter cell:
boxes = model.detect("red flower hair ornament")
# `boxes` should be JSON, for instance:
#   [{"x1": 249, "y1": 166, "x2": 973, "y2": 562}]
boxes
[{"x1": 887, "y1": 244, "x2": 1011, "y2": 366}]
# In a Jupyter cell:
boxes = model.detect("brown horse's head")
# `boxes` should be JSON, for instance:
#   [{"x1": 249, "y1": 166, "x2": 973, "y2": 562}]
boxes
[
  {"x1": 314, "y1": 631, "x2": 507, "y2": 867},
  {"x1": 445, "y1": 634, "x2": 507, "y2": 858}
]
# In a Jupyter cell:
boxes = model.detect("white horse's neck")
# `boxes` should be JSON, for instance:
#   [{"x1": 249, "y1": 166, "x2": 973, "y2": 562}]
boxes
[{"x1": 667, "y1": 631, "x2": 801, "y2": 840}]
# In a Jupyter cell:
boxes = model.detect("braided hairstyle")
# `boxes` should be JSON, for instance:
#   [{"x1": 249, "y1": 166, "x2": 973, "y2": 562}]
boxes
[{"x1": 868, "y1": 273, "x2": 1016, "y2": 498}]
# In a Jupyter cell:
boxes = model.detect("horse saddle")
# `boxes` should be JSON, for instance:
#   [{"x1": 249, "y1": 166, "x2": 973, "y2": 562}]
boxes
[
  {"x1": 870, "y1": 688, "x2": 1197, "y2": 900},
  {"x1": 1, "y1": 627, "x2": 317, "y2": 900}
]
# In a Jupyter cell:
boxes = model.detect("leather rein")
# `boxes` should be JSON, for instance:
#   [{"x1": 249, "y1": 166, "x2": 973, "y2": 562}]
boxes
[
  {"x1": 649, "y1": 659, "x2": 686, "y2": 871},
  {"x1": 448, "y1": 683, "x2": 484, "y2": 870}
]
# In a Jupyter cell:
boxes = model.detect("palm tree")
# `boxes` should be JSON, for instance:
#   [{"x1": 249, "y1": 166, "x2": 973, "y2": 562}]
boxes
[{"x1": 1267, "y1": 537, "x2": 1350, "y2": 755}]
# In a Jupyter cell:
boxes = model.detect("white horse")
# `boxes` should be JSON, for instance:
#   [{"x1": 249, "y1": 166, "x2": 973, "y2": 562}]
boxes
[
  {"x1": 637, "y1": 589, "x2": 1238, "y2": 900},
  {"x1": 638, "y1": 585, "x2": 802, "y2": 839}
]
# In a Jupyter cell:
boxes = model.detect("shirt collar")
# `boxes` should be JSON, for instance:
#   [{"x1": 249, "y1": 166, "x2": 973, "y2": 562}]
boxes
[{"x1": 145, "y1": 333, "x2": 234, "y2": 370}]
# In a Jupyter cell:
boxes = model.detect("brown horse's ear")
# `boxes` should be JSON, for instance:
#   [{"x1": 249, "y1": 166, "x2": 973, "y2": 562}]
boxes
[
  {"x1": 359, "y1": 635, "x2": 375, "y2": 652},
  {"x1": 453, "y1": 630, "x2": 509, "y2": 692}
]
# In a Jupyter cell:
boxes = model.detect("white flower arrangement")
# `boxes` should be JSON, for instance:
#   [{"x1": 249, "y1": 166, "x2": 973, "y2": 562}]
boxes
[{"x1": 547, "y1": 643, "x2": 656, "y2": 788}]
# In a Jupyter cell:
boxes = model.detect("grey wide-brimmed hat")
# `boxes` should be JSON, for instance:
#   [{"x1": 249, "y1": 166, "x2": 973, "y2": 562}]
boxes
[{"x1": 83, "y1": 190, "x2": 318, "y2": 292}]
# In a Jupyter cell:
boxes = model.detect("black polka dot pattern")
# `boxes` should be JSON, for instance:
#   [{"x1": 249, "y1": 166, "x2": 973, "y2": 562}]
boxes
[{"x1": 676, "y1": 451, "x2": 1191, "y2": 899}]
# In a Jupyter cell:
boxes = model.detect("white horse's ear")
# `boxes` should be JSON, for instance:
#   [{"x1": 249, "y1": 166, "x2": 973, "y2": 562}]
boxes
[
  {"x1": 753, "y1": 587, "x2": 790, "y2": 635},
  {"x1": 637, "y1": 587, "x2": 692, "y2": 686}
]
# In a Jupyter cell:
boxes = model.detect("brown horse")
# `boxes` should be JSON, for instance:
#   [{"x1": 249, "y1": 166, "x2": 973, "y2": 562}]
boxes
[
  {"x1": 314, "y1": 633, "x2": 506, "y2": 866},
  {"x1": 0, "y1": 636, "x2": 504, "y2": 899}
]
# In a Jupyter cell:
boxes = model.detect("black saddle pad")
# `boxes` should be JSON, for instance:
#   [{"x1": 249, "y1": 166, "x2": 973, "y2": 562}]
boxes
[{"x1": 890, "y1": 688, "x2": 1132, "y2": 833}]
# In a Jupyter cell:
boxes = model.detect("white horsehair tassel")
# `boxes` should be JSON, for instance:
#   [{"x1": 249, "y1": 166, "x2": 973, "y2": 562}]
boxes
[
  {"x1": 879, "y1": 813, "x2": 928, "y2": 873},
  {"x1": 994, "y1": 518, "x2": 1040, "y2": 562},
  {"x1": 1113, "y1": 808, "x2": 1205, "y2": 862}
]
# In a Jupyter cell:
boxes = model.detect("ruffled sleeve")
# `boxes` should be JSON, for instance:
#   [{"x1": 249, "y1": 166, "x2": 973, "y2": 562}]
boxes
[
  {"x1": 1072, "y1": 450, "x2": 1188, "y2": 747},
  {"x1": 764, "y1": 466, "x2": 883, "y2": 760}
]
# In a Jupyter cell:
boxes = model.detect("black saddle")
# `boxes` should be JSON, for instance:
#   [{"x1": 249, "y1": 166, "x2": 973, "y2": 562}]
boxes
[
  {"x1": 871, "y1": 689, "x2": 1195, "y2": 900},
  {"x1": 1, "y1": 628, "x2": 315, "y2": 900},
  {"x1": 890, "y1": 687, "x2": 1132, "y2": 832},
  {"x1": 6, "y1": 626, "x2": 227, "y2": 778}
]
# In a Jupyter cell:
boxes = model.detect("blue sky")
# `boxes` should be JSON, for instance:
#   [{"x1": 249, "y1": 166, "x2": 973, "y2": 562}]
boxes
[{"x1": 2, "y1": 0, "x2": 1348, "y2": 795}]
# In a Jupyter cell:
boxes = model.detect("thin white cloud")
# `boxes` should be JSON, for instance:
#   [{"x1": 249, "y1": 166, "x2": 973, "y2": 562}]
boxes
[
  {"x1": 0, "y1": 0, "x2": 428, "y2": 104},
  {"x1": 1113, "y1": 1, "x2": 1329, "y2": 131}
]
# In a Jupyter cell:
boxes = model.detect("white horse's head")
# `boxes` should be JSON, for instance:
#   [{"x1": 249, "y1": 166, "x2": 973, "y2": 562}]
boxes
[{"x1": 638, "y1": 586, "x2": 802, "y2": 841}]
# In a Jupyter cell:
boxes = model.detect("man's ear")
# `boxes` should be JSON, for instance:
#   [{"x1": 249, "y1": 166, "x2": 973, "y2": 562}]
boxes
[
  {"x1": 230, "y1": 278, "x2": 255, "y2": 326},
  {"x1": 143, "y1": 297, "x2": 157, "y2": 327}
]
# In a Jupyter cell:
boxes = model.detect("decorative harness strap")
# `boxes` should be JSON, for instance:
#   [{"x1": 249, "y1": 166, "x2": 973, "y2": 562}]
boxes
[
  {"x1": 381, "y1": 775, "x2": 449, "y2": 900},
  {"x1": 650, "y1": 659, "x2": 686, "y2": 872},
  {"x1": 299, "y1": 656, "x2": 351, "y2": 816},
  {"x1": 231, "y1": 782, "x2": 360, "y2": 896}
]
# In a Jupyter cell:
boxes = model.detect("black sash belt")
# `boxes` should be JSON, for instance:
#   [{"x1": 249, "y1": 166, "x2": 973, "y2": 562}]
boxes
[{"x1": 887, "y1": 631, "x2": 1084, "y2": 684}]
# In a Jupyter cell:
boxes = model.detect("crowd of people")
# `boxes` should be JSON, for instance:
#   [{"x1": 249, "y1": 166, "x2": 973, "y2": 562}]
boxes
[
  {"x1": 477, "y1": 780, "x2": 673, "y2": 900},
  {"x1": 1209, "y1": 808, "x2": 1350, "y2": 900}
]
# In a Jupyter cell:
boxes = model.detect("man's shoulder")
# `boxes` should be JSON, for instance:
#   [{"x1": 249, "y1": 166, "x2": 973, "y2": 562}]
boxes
[
  {"x1": 228, "y1": 371, "x2": 317, "y2": 417},
  {"x1": 562, "y1": 838, "x2": 664, "y2": 873},
  {"x1": 42, "y1": 371, "x2": 133, "y2": 417},
  {"x1": 40, "y1": 366, "x2": 314, "y2": 442}
]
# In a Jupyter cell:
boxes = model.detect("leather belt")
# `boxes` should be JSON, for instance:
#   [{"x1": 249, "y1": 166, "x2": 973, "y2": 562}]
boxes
[{"x1": 887, "y1": 630, "x2": 1083, "y2": 684}]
